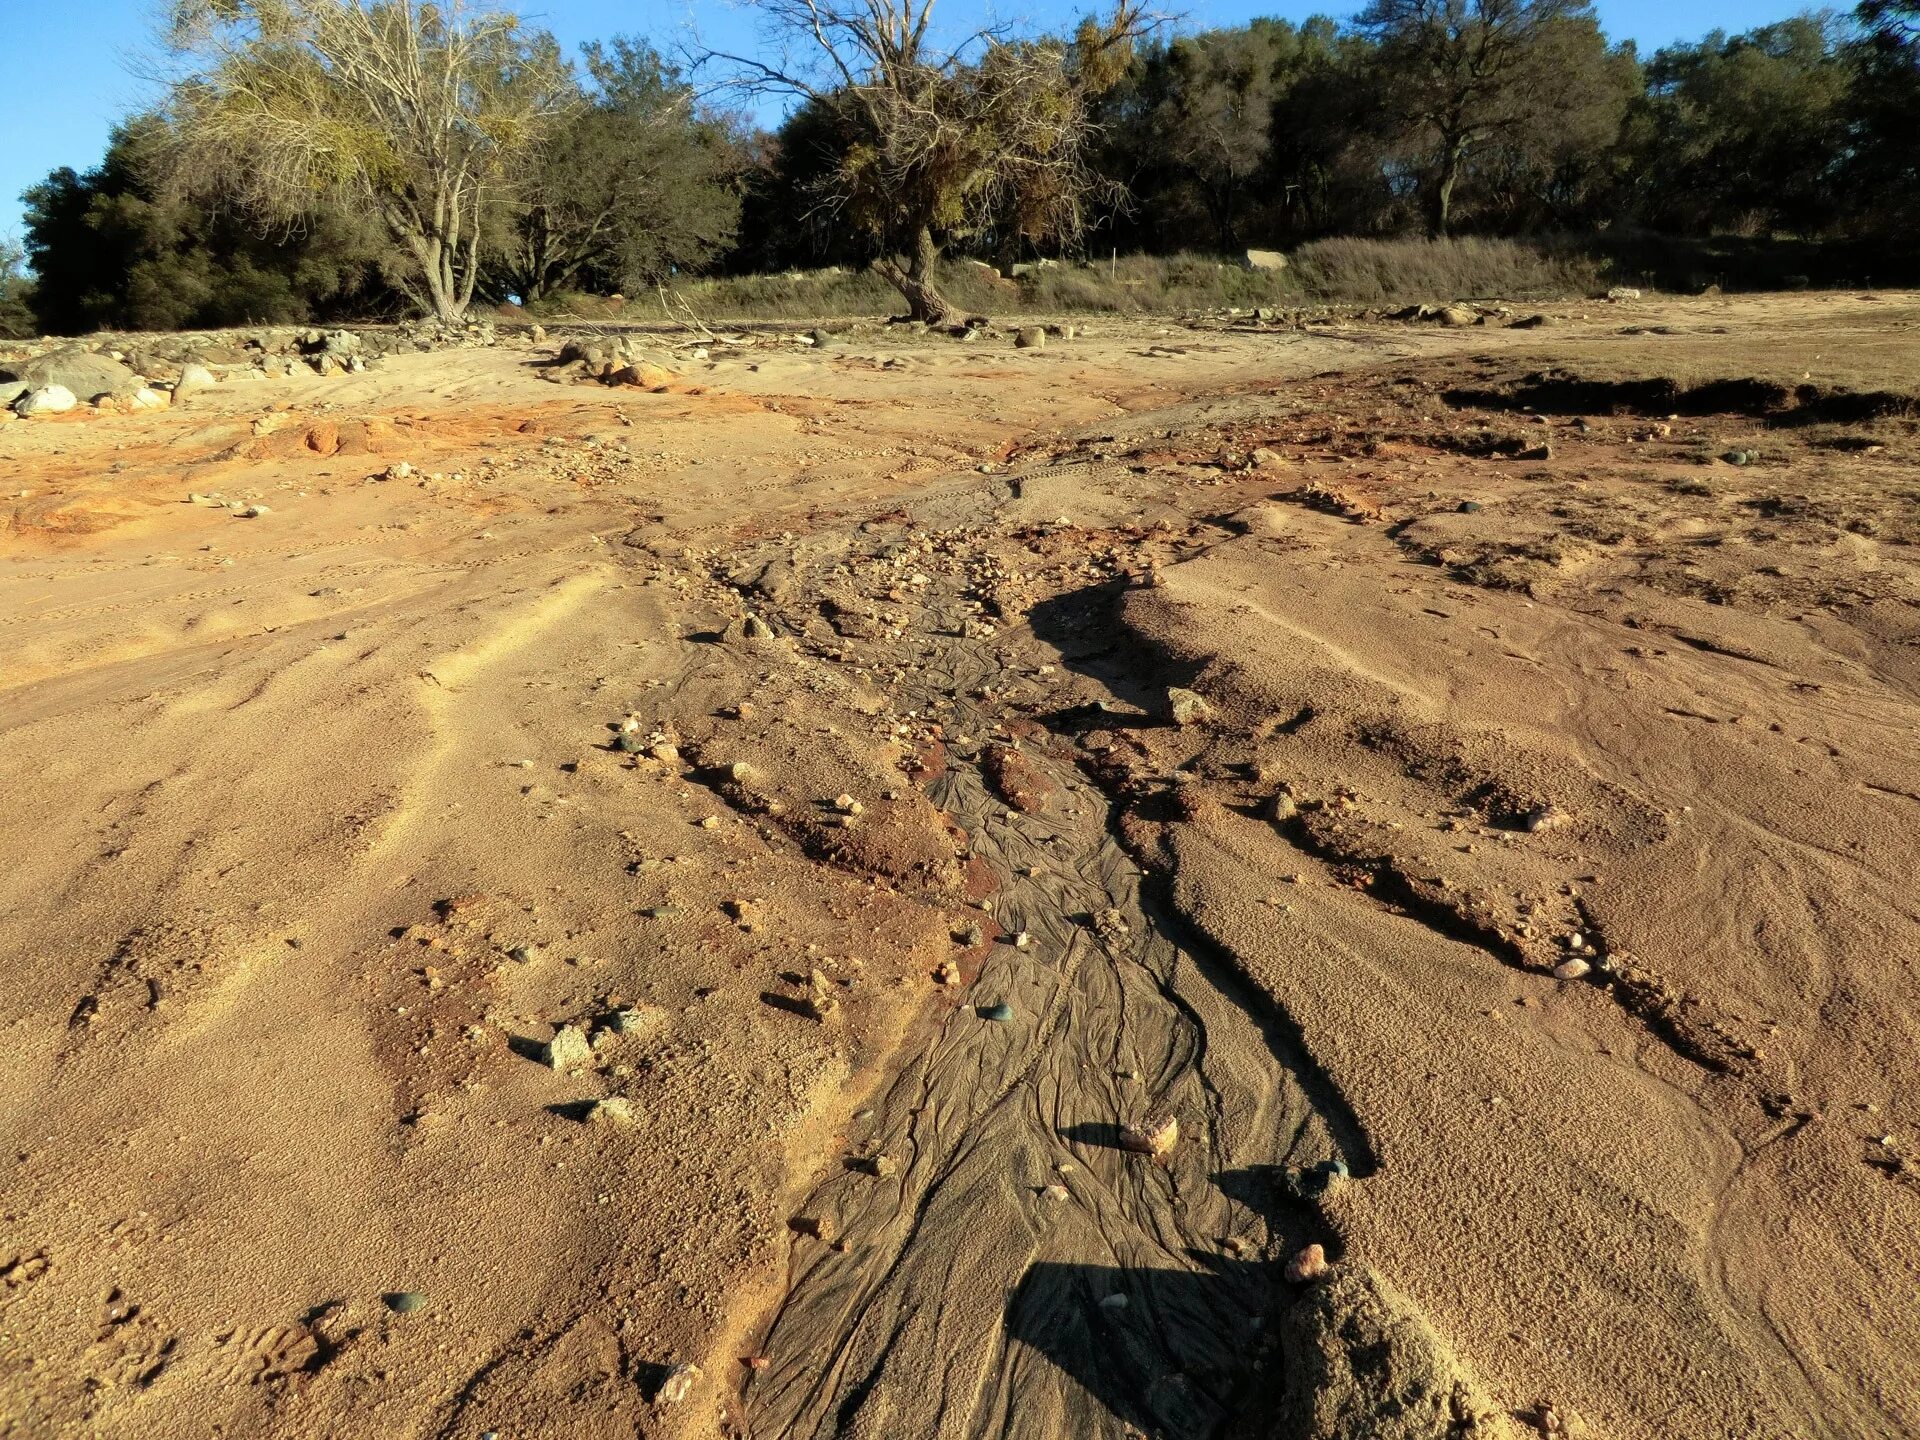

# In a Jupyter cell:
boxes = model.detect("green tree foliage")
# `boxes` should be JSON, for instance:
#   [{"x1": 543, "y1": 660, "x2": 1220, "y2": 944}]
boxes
[
  {"x1": 165, "y1": 0, "x2": 572, "y2": 321},
  {"x1": 496, "y1": 39, "x2": 745, "y2": 301},
  {"x1": 0, "y1": 237, "x2": 36, "y2": 339},
  {"x1": 1847, "y1": 1, "x2": 1920, "y2": 243},
  {"x1": 1357, "y1": 0, "x2": 1631, "y2": 237},
  {"x1": 21, "y1": 118, "x2": 389, "y2": 335},
  {"x1": 705, "y1": 0, "x2": 1150, "y2": 322},
  {"x1": 1630, "y1": 18, "x2": 1853, "y2": 236}
]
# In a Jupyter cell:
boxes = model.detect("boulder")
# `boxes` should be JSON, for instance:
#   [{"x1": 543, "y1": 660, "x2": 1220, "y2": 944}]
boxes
[
  {"x1": 1438, "y1": 304, "x2": 1479, "y2": 327},
  {"x1": 2, "y1": 348, "x2": 140, "y2": 399},
  {"x1": 1014, "y1": 326, "x2": 1046, "y2": 350},
  {"x1": 1244, "y1": 248, "x2": 1289, "y2": 271},
  {"x1": 173, "y1": 363, "x2": 218, "y2": 400},
  {"x1": 0, "y1": 381, "x2": 26, "y2": 410},
  {"x1": 15, "y1": 385, "x2": 78, "y2": 417}
]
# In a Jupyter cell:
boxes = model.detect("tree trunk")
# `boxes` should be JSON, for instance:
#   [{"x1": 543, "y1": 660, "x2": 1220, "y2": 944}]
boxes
[
  {"x1": 873, "y1": 226, "x2": 953, "y2": 324},
  {"x1": 1429, "y1": 135, "x2": 1467, "y2": 238}
]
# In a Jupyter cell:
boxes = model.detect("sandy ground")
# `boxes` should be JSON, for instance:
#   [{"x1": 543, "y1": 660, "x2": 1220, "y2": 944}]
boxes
[{"x1": 1, "y1": 293, "x2": 1916, "y2": 1440}]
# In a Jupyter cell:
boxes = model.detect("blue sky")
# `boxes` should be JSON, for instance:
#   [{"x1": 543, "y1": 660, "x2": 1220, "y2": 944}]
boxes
[{"x1": 2, "y1": 1, "x2": 1827, "y2": 251}]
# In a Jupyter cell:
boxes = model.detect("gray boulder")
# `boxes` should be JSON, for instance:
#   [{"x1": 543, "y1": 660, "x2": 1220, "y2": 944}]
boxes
[
  {"x1": 173, "y1": 363, "x2": 218, "y2": 400},
  {"x1": 1, "y1": 348, "x2": 140, "y2": 400}
]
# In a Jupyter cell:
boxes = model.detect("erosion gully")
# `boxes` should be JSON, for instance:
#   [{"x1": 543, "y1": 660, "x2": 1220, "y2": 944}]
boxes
[{"x1": 693, "y1": 466, "x2": 1368, "y2": 1440}]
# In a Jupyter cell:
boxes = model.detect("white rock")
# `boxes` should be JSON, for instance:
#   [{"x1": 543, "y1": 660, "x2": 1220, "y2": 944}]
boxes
[{"x1": 15, "y1": 385, "x2": 77, "y2": 417}]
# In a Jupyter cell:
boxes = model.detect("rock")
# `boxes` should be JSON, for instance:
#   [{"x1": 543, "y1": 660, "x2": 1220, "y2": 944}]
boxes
[
  {"x1": 979, "y1": 1001, "x2": 1014, "y2": 1023},
  {"x1": 1511, "y1": 313, "x2": 1552, "y2": 329},
  {"x1": 608, "y1": 1006, "x2": 661, "y2": 1035},
  {"x1": 173, "y1": 363, "x2": 218, "y2": 400},
  {"x1": 1119, "y1": 1112, "x2": 1179, "y2": 1160},
  {"x1": 1288, "y1": 1157, "x2": 1350, "y2": 1199},
  {"x1": 1250, "y1": 446, "x2": 1284, "y2": 468},
  {"x1": 804, "y1": 969, "x2": 839, "y2": 1020},
  {"x1": 1269, "y1": 792, "x2": 1299, "y2": 822},
  {"x1": 2, "y1": 348, "x2": 139, "y2": 399},
  {"x1": 1552, "y1": 957, "x2": 1592, "y2": 982},
  {"x1": 1165, "y1": 687, "x2": 1213, "y2": 726},
  {"x1": 128, "y1": 387, "x2": 168, "y2": 410},
  {"x1": 529, "y1": 324, "x2": 547, "y2": 345},
  {"x1": 933, "y1": 960, "x2": 961, "y2": 985},
  {"x1": 1099, "y1": 1292, "x2": 1129, "y2": 1310},
  {"x1": 1522, "y1": 804, "x2": 1566, "y2": 833},
  {"x1": 382, "y1": 1291, "x2": 428, "y2": 1315},
  {"x1": 0, "y1": 381, "x2": 27, "y2": 409},
  {"x1": 1014, "y1": 326, "x2": 1045, "y2": 350},
  {"x1": 543, "y1": 1023, "x2": 594, "y2": 1071},
  {"x1": 654, "y1": 1361, "x2": 701, "y2": 1407},
  {"x1": 864, "y1": 1152, "x2": 897, "y2": 1178},
  {"x1": 587, "y1": 1096, "x2": 637, "y2": 1126},
  {"x1": 1606, "y1": 286, "x2": 1643, "y2": 301},
  {"x1": 1458, "y1": 500, "x2": 1483, "y2": 513},
  {"x1": 1515, "y1": 443, "x2": 1552, "y2": 461},
  {"x1": 1244, "y1": 248, "x2": 1289, "y2": 271},
  {"x1": 610, "y1": 360, "x2": 677, "y2": 391},
  {"x1": 1286, "y1": 1243, "x2": 1330, "y2": 1283},
  {"x1": 1438, "y1": 305, "x2": 1478, "y2": 327},
  {"x1": 809, "y1": 327, "x2": 833, "y2": 347},
  {"x1": 1043, "y1": 1183, "x2": 1070, "y2": 1202},
  {"x1": 14, "y1": 385, "x2": 77, "y2": 417}
]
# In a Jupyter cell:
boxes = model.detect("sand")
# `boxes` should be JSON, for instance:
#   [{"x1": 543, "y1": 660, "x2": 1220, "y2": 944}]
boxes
[{"x1": 1, "y1": 293, "x2": 1915, "y2": 1439}]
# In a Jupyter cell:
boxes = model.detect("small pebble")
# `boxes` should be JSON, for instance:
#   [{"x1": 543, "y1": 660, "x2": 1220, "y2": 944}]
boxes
[
  {"x1": 980, "y1": 1001, "x2": 1014, "y2": 1023},
  {"x1": 1285, "y1": 1243, "x2": 1329, "y2": 1283},
  {"x1": 383, "y1": 1290, "x2": 428, "y2": 1314},
  {"x1": 1553, "y1": 957, "x2": 1591, "y2": 981}
]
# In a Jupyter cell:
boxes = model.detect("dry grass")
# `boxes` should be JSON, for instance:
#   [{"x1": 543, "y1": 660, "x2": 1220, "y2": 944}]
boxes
[
  {"x1": 1284, "y1": 236, "x2": 1606, "y2": 305},
  {"x1": 523, "y1": 238, "x2": 1611, "y2": 323}
]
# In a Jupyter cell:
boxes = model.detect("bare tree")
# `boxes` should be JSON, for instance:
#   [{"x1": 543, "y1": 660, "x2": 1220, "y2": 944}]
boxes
[
  {"x1": 701, "y1": 0, "x2": 1148, "y2": 323},
  {"x1": 1359, "y1": 0, "x2": 1600, "y2": 236},
  {"x1": 164, "y1": 0, "x2": 571, "y2": 321}
]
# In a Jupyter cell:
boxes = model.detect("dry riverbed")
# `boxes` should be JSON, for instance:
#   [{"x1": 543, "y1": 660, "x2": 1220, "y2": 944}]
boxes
[{"x1": 1, "y1": 293, "x2": 1916, "y2": 1440}]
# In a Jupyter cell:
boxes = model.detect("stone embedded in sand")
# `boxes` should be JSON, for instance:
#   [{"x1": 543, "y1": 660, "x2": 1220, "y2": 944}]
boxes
[
  {"x1": 933, "y1": 960, "x2": 960, "y2": 986},
  {"x1": 382, "y1": 1290, "x2": 428, "y2": 1314},
  {"x1": 588, "y1": 1096, "x2": 636, "y2": 1127},
  {"x1": 614, "y1": 732, "x2": 647, "y2": 753},
  {"x1": 864, "y1": 1153, "x2": 897, "y2": 1178},
  {"x1": 15, "y1": 385, "x2": 77, "y2": 417},
  {"x1": 743, "y1": 615, "x2": 774, "y2": 640},
  {"x1": 654, "y1": 1361, "x2": 701, "y2": 1407},
  {"x1": 1523, "y1": 804, "x2": 1567, "y2": 833},
  {"x1": 1165, "y1": 687, "x2": 1213, "y2": 726},
  {"x1": 1287, "y1": 1243, "x2": 1330, "y2": 1283},
  {"x1": 1119, "y1": 1112, "x2": 1179, "y2": 1160},
  {"x1": 1015, "y1": 327, "x2": 1045, "y2": 350},
  {"x1": 1553, "y1": 957, "x2": 1592, "y2": 982},
  {"x1": 544, "y1": 1023, "x2": 594, "y2": 1071},
  {"x1": 1099, "y1": 1292, "x2": 1129, "y2": 1310},
  {"x1": 805, "y1": 969, "x2": 839, "y2": 1020},
  {"x1": 608, "y1": 1006, "x2": 661, "y2": 1035},
  {"x1": 1269, "y1": 792, "x2": 1299, "y2": 822},
  {"x1": 173, "y1": 363, "x2": 218, "y2": 400},
  {"x1": 833, "y1": 793, "x2": 863, "y2": 815},
  {"x1": 1043, "y1": 1183, "x2": 1070, "y2": 1202},
  {"x1": 980, "y1": 1001, "x2": 1014, "y2": 1023},
  {"x1": 791, "y1": 1214, "x2": 834, "y2": 1241}
]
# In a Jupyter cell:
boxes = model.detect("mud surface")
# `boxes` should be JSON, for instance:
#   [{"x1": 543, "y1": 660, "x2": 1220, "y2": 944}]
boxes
[{"x1": 3, "y1": 293, "x2": 1918, "y2": 1440}]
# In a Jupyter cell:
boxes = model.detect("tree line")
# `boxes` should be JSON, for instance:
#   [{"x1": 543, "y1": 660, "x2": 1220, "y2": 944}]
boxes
[{"x1": 5, "y1": 0, "x2": 1916, "y2": 337}]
